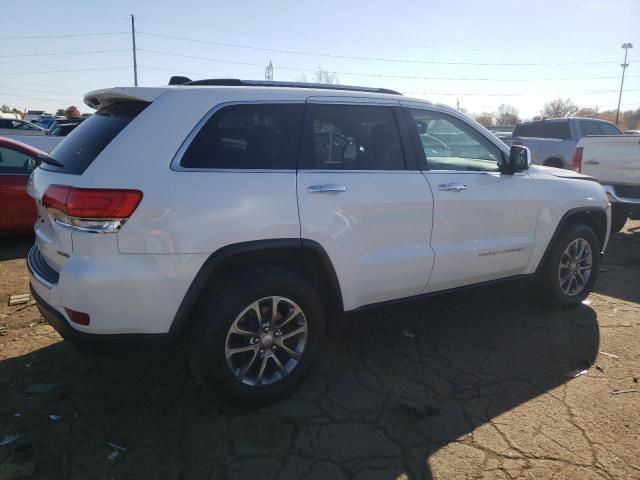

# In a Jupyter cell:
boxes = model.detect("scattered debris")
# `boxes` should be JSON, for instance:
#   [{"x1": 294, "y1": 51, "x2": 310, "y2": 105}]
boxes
[
  {"x1": 401, "y1": 329, "x2": 415, "y2": 339},
  {"x1": 107, "y1": 450, "x2": 120, "y2": 461},
  {"x1": 8, "y1": 294, "x2": 30, "y2": 306},
  {"x1": 0, "y1": 433, "x2": 24, "y2": 447},
  {"x1": 611, "y1": 389, "x2": 638, "y2": 395},
  {"x1": 0, "y1": 461, "x2": 36, "y2": 478},
  {"x1": 13, "y1": 413, "x2": 21, "y2": 417},
  {"x1": 398, "y1": 401, "x2": 439, "y2": 418},
  {"x1": 101, "y1": 441, "x2": 126, "y2": 452},
  {"x1": 24, "y1": 384, "x2": 54, "y2": 394},
  {"x1": 595, "y1": 365, "x2": 604, "y2": 372},
  {"x1": 633, "y1": 377, "x2": 639, "y2": 384},
  {"x1": 48, "y1": 415, "x2": 62, "y2": 421},
  {"x1": 582, "y1": 299, "x2": 591, "y2": 306},
  {"x1": 564, "y1": 369, "x2": 588, "y2": 378},
  {"x1": 599, "y1": 351, "x2": 619, "y2": 359}
]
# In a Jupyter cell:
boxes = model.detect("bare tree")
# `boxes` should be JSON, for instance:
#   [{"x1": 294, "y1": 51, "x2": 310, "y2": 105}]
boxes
[
  {"x1": 1, "y1": 105, "x2": 12, "y2": 113},
  {"x1": 495, "y1": 104, "x2": 520, "y2": 125},
  {"x1": 474, "y1": 112, "x2": 494, "y2": 127},
  {"x1": 296, "y1": 68, "x2": 339, "y2": 85},
  {"x1": 540, "y1": 98, "x2": 579, "y2": 118}
]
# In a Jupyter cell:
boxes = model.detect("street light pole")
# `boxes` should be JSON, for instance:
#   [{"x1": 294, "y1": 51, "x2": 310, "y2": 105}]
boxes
[
  {"x1": 131, "y1": 14, "x2": 138, "y2": 87},
  {"x1": 615, "y1": 43, "x2": 633, "y2": 126}
]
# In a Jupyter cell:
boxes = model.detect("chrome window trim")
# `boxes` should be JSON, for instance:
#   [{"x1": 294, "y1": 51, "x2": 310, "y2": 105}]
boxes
[{"x1": 170, "y1": 100, "x2": 305, "y2": 172}]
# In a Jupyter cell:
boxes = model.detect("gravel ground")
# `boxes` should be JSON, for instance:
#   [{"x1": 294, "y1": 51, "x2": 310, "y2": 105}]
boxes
[{"x1": 0, "y1": 221, "x2": 638, "y2": 480}]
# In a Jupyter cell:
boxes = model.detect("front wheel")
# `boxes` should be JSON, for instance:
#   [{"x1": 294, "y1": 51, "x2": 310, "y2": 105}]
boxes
[
  {"x1": 537, "y1": 223, "x2": 600, "y2": 308},
  {"x1": 187, "y1": 268, "x2": 326, "y2": 406}
]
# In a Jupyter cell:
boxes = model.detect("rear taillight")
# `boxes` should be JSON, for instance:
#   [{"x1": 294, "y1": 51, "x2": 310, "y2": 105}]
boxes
[
  {"x1": 42, "y1": 185, "x2": 142, "y2": 233},
  {"x1": 571, "y1": 147, "x2": 583, "y2": 172}
]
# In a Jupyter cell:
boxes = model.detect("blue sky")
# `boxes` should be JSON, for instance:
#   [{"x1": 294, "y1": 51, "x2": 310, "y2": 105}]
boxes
[{"x1": 1, "y1": 0, "x2": 638, "y2": 119}]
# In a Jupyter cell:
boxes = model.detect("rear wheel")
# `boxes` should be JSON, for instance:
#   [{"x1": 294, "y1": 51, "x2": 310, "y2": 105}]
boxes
[
  {"x1": 187, "y1": 268, "x2": 326, "y2": 406},
  {"x1": 610, "y1": 204, "x2": 629, "y2": 234},
  {"x1": 537, "y1": 223, "x2": 600, "y2": 308}
]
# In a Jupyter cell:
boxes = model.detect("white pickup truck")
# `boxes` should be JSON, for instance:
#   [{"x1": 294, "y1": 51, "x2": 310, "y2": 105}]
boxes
[{"x1": 575, "y1": 135, "x2": 640, "y2": 232}]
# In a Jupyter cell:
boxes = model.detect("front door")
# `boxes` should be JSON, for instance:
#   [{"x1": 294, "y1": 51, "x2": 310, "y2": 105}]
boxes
[
  {"x1": 404, "y1": 106, "x2": 539, "y2": 293},
  {"x1": 297, "y1": 99, "x2": 435, "y2": 311}
]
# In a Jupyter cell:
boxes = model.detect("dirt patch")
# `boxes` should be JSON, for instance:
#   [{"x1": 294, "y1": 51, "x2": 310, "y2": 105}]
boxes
[{"x1": 1, "y1": 222, "x2": 639, "y2": 479}]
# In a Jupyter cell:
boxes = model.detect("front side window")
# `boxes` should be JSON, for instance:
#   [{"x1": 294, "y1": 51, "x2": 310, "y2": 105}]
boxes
[
  {"x1": 0, "y1": 146, "x2": 37, "y2": 174},
  {"x1": 302, "y1": 104, "x2": 405, "y2": 170},
  {"x1": 180, "y1": 104, "x2": 304, "y2": 169},
  {"x1": 409, "y1": 109, "x2": 500, "y2": 172}
]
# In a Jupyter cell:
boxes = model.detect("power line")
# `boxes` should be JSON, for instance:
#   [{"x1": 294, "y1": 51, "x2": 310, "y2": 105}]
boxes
[
  {"x1": 1, "y1": 66, "x2": 132, "y2": 75},
  {"x1": 137, "y1": 31, "x2": 626, "y2": 66},
  {"x1": 0, "y1": 49, "x2": 129, "y2": 58},
  {"x1": 138, "y1": 48, "x2": 640, "y2": 83},
  {"x1": 0, "y1": 32, "x2": 128, "y2": 40}
]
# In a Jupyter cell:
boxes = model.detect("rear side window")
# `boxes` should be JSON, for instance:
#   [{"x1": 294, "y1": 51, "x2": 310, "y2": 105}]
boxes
[
  {"x1": 0, "y1": 146, "x2": 37, "y2": 174},
  {"x1": 180, "y1": 104, "x2": 304, "y2": 169},
  {"x1": 598, "y1": 122, "x2": 622, "y2": 135},
  {"x1": 302, "y1": 104, "x2": 405, "y2": 170},
  {"x1": 579, "y1": 120, "x2": 601, "y2": 136},
  {"x1": 43, "y1": 102, "x2": 148, "y2": 175},
  {"x1": 513, "y1": 121, "x2": 570, "y2": 140}
]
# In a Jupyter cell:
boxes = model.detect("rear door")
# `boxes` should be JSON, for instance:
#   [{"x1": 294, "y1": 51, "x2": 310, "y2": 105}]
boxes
[
  {"x1": 0, "y1": 145, "x2": 38, "y2": 234},
  {"x1": 297, "y1": 98, "x2": 435, "y2": 311},
  {"x1": 404, "y1": 105, "x2": 539, "y2": 292}
]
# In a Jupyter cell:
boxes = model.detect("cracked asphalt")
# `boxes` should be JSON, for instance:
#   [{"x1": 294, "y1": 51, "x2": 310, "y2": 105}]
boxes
[{"x1": 1, "y1": 221, "x2": 639, "y2": 480}]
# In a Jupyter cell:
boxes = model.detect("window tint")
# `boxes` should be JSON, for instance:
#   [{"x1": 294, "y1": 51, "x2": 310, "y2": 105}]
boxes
[
  {"x1": 303, "y1": 104, "x2": 405, "y2": 170},
  {"x1": 44, "y1": 102, "x2": 148, "y2": 175},
  {"x1": 579, "y1": 120, "x2": 601, "y2": 136},
  {"x1": 0, "y1": 119, "x2": 14, "y2": 129},
  {"x1": 181, "y1": 104, "x2": 303, "y2": 169},
  {"x1": 513, "y1": 121, "x2": 571, "y2": 140},
  {"x1": 410, "y1": 109, "x2": 500, "y2": 171},
  {"x1": 598, "y1": 122, "x2": 622, "y2": 135},
  {"x1": 0, "y1": 146, "x2": 36, "y2": 174}
]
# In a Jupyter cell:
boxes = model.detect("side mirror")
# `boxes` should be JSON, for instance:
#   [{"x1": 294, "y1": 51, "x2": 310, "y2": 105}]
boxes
[{"x1": 502, "y1": 145, "x2": 531, "y2": 174}]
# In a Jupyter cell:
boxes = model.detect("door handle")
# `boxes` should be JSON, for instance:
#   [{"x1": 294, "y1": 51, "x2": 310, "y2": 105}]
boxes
[
  {"x1": 438, "y1": 183, "x2": 467, "y2": 192},
  {"x1": 308, "y1": 184, "x2": 347, "y2": 193},
  {"x1": 584, "y1": 160, "x2": 600, "y2": 165}
]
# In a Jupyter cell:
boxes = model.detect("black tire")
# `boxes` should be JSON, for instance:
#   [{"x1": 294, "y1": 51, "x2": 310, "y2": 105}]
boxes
[
  {"x1": 537, "y1": 223, "x2": 600, "y2": 309},
  {"x1": 187, "y1": 267, "x2": 326, "y2": 406},
  {"x1": 610, "y1": 204, "x2": 629, "y2": 234}
]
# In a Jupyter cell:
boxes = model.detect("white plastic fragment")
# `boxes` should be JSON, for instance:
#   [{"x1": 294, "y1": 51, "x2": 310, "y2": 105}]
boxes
[
  {"x1": 107, "y1": 450, "x2": 120, "y2": 461},
  {"x1": 49, "y1": 414, "x2": 62, "y2": 421},
  {"x1": 564, "y1": 369, "x2": 588, "y2": 378},
  {"x1": 599, "y1": 351, "x2": 619, "y2": 359},
  {"x1": 401, "y1": 329, "x2": 415, "y2": 339}
]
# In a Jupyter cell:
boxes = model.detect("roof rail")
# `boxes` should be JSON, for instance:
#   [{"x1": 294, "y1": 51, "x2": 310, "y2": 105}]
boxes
[{"x1": 167, "y1": 77, "x2": 402, "y2": 95}]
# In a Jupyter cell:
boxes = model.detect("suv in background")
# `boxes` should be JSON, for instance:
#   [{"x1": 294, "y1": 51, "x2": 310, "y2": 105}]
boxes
[
  {"x1": 512, "y1": 117, "x2": 622, "y2": 169},
  {"x1": 27, "y1": 79, "x2": 611, "y2": 405}
]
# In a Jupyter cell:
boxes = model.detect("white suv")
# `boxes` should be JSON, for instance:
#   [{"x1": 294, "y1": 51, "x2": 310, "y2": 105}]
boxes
[{"x1": 27, "y1": 79, "x2": 611, "y2": 405}]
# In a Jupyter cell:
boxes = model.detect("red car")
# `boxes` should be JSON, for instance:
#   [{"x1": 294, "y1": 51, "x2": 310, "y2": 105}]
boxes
[{"x1": 0, "y1": 137, "x2": 46, "y2": 235}]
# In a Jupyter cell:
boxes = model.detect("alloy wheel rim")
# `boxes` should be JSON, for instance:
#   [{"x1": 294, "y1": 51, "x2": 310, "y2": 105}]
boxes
[
  {"x1": 224, "y1": 296, "x2": 308, "y2": 387},
  {"x1": 558, "y1": 238, "x2": 592, "y2": 296}
]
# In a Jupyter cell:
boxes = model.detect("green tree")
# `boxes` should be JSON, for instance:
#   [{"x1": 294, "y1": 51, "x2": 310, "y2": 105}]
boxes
[{"x1": 55, "y1": 108, "x2": 66, "y2": 116}]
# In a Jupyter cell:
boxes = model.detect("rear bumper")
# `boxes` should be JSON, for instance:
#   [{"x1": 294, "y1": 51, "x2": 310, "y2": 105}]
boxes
[
  {"x1": 30, "y1": 284, "x2": 167, "y2": 346},
  {"x1": 603, "y1": 184, "x2": 640, "y2": 206},
  {"x1": 27, "y1": 243, "x2": 208, "y2": 336}
]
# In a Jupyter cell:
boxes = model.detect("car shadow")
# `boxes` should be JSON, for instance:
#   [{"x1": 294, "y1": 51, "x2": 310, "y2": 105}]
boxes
[
  {"x1": 593, "y1": 225, "x2": 640, "y2": 304},
  {"x1": 0, "y1": 281, "x2": 599, "y2": 479},
  {"x1": 0, "y1": 234, "x2": 33, "y2": 261}
]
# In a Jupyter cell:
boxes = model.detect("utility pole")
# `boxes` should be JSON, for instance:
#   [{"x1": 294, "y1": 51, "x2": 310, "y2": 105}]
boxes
[
  {"x1": 265, "y1": 61, "x2": 274, "y2": 81},
  {"x1": 131, "y1": 14, "x2": 138, "y2": 87},
  {"x1": 615, "y1": 43, "x2": 633, "y2": 125}
]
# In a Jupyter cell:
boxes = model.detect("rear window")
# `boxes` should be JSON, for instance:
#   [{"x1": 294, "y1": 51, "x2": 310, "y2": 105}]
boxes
[
  {"x1": 579, "y1": 120, "x2": 602, "y2": 136},
  {"x1": 598, "y1": 122, "x2": 622, "y2": 135},
  {"x1": 42, "y1": 102, "x2": 148, "y2": 174},
  {"x1": 513, "y1": 121, "x2": 570, "y2": 140}
]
